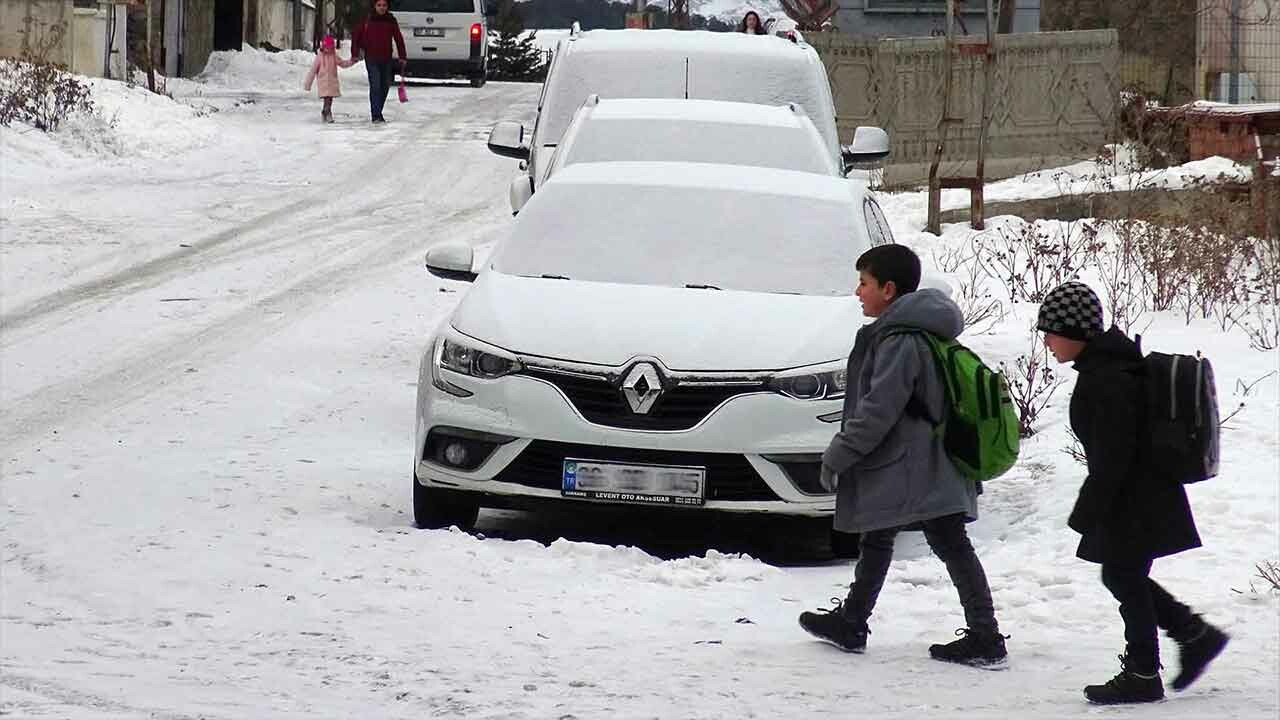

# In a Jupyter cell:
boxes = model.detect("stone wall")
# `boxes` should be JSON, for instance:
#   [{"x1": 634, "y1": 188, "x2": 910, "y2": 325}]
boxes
[
  {"x1": 810, "y1": 28, "x2": 1119, "y2": 187},
  {"x1": 0, "y1": 0, "x2": 73, "y2": 67}
]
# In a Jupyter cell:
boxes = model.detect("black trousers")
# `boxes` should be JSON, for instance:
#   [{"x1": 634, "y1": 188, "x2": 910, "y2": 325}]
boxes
[
  {"x1": 1100, "y1": 560, "x2": 1198, "y2": 672},
  {"x1": 845, "y1": 513, "x2": 999, "y2": 633}
]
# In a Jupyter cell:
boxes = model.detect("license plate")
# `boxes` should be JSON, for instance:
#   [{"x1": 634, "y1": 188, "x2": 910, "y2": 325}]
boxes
[
  {"x1": 562, "y1": 458, "x2": 705, "y2": 507},
  {"x1": 415, "y1": 27, "x2": 445, "y2": 37}
]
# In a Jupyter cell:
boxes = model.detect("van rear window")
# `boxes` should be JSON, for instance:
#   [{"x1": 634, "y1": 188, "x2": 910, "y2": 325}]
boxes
[{"x1": 397, "y1": 0, "x2": 475, "y2": 13}]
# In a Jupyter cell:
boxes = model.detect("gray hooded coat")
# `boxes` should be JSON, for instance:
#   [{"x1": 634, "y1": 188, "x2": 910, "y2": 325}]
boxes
[{"x1": 821, "y1": 289, "x2": 978, "y2": 534}]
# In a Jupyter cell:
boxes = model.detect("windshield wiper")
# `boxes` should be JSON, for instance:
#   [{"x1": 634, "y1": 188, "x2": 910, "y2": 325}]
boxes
[
  {"x1": 519, "y1": 273, "x2": 571, "y2": 280},
  {"x1": 685, "y1": 283, "x2": 721, "y2": 290}
]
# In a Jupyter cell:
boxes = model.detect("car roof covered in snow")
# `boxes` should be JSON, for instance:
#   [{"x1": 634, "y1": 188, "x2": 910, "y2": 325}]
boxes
[
  {"x1": 565, "y1": 29, "x2": 816, "y2": 58},
  {"x1": 582, "y1": 98, "x2": 813, "y2": 128},
  {"x1": 541, "y1": 160, "x2": 859, "y2": 202}
]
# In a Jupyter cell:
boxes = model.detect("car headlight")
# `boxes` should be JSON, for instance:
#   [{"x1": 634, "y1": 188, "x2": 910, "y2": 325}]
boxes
[
  {"x1": 769, "y1": 362, "x2": 847, "y2": 401},
  {"x1": 432, "y1": 337, "x2": 522, "y2": 397}
]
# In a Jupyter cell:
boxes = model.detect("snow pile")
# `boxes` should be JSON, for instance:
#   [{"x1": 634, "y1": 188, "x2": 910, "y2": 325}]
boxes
[
  {"x1": 187, "y1": 45, "x2": 368, "y2": 96},
  {"x1": 0, "y1": 74, "x2": 220, "y2": 178},
  {"x1": 520, "y1": 28, "x2": 570, "y2": 52},
  {"x1": 874, "y1": 146, "x2": 1258, "y2": 218}
]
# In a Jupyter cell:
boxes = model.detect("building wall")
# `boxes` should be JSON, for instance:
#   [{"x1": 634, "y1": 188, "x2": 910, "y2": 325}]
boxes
[
  {"x1": 0, "y1": 0, "x2": 73, "y2": 66},
  {"x1": 1041, "y1": 0, "x2": 1199, "y2": 104},
  {"x1": 252, "y1": 0, "x2": 316, "y2": 49},
  {"x1": 834, "y1": 0, "x2": 1041, "y2": 38},
  {"x1": 809, "y1": 28, "x2": 1119, "y2": 186},
  {"x1": 0, "y1": 1, "x2": 127, "y2": 78}
]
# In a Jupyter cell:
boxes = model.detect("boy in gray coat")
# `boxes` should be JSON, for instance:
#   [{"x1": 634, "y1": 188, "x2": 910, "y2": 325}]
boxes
[{"x1": 799, "y1": 245, "x2": 1007, "y2": 667}]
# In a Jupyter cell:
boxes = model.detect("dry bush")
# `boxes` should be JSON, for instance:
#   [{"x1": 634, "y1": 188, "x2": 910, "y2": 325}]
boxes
[
  {"x1": 1089, "y1": 219, "x2": 1149, "y2": 335},
  {"x1": 976, "y1": 220, "x2": 1098, "y2": 303},
  {"x1": 933, "y1": 241, "x2": 1005, "y2": 335},
  {"x1": 0, "y1": 58, "x2": 94, "y2": 131},
  {"x1": 1063, "y1": 428, "x2": 1088, "y2": 467},
  {"x1": 1240, "y1": 235, "x2": 1280, "y2": 351},
  {"x1": 1257, "y1": 561, "x2": 1280, "y2": 593},
  {"x1": 1002, "y1": 335, "x2": 1068, "y2": 438}
]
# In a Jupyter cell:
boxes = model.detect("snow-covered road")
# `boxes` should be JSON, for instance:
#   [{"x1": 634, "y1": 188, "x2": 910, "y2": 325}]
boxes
[{"x1": 2, "y1": 55, "x2": 1277, "y2": 718}]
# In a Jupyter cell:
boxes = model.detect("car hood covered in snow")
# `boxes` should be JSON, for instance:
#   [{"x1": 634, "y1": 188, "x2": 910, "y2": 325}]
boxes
[{"x1": 451, "y1": 271, "x2": 862, "y2": 370}]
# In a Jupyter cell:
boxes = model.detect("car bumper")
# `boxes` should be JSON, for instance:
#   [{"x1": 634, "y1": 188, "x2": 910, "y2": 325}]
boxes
[
  {"x1": 414, "y1": 356, "x2": 840, "y2": 517},
  {"x1": 403, "y1": 58, "x2": 484, "y2": 78}
]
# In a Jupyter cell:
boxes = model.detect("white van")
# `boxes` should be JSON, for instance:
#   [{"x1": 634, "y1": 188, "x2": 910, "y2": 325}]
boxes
[
  {"x1": 487, "y1": 29, "x2": 887, "y2": 211},
  {"x1": 396, "y1": 0, "x2": 492, "y2": 87}
]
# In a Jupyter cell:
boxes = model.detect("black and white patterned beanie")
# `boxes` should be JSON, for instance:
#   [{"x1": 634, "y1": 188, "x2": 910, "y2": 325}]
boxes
[{"x1": 1037, "y1": 281, "x2": 1104, "y2": 341}]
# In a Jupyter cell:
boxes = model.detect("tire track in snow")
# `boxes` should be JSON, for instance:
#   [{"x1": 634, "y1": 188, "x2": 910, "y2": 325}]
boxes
[
  {"x1": 0, "y1": 86, "x2": 534, "y2": 450},
  {"x1": 0, "y1": 86, "x2": 529, "y2": 337},
  {"x1": 0, "y1": 671, "x2": 224, "y2": 720}
]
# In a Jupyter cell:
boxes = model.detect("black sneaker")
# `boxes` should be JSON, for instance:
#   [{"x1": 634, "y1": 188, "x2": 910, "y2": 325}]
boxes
[
  {"x1": 1171, "y1": 621, "x2": 1229, "y2": 691},
  {"x1": 798, "y1": 598, "x2": 868, "y2": 653},
  {"x1": 929, "y1": 627, "x2": 1009, "y2": 669},
  {"x1": 1084, "y1": 655, "x2": 1165, "y2": 704}
]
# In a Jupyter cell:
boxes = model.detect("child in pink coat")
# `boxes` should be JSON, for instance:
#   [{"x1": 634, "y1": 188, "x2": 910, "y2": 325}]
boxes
[{"x1": 304, "y1": 35, "x2": 355, "y2": 123}]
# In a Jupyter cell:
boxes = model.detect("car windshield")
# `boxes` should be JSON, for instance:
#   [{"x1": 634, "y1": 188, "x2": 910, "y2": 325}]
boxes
[
  {"x1": 563, "y1": 118, "x2": 833, "y2": 175},
  {"x1": 397, "y1": 0, "x2": 474, "y2": 12},
  {"x1": 492, "y1": 173, "x2": 861, "y2": 296}
]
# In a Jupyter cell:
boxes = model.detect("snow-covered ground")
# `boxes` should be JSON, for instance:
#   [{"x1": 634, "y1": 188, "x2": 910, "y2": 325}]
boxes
[{"x1": 2, "y1": 49, "x2": 1278, "y2": 718}]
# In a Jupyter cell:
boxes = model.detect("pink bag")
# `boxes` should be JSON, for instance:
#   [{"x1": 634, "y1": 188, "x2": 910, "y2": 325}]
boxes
[{"x1": 397, "y1": 78, "x2": 408, "y2": 103}]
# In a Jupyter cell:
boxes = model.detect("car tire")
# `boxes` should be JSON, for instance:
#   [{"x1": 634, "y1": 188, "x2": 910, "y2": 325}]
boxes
[
  {"x1": 413, "y1": 476, "x2": 480, "y2": 530},
  {"x1": 470, "y1": 74, "x2": 486, "y2": 88}
]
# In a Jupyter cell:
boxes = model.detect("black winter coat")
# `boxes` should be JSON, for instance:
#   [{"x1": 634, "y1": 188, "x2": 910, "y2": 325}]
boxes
[{"x1": 1067, "y1": 327, "x2": 1202, "y2": 565}]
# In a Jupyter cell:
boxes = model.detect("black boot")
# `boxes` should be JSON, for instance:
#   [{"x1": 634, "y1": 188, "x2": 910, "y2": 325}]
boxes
[
  {"x1": 1171, "y1": 618, "x2": 1229, "y2": 691},
  {"x1": 929, "y1": 627, "x2": 1008, "y2": 669},
  {"x1": 1084, "y1": 655, "x2": 1164, "y2": 704},
  {"x1": 798, "y1": 598, "x2": 869, "y2": 653}
]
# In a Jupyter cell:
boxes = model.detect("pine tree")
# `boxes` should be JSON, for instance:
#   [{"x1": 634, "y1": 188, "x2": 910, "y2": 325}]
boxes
[{"x1": 489, "y1": 0, "x2": 547, "y2": 81}]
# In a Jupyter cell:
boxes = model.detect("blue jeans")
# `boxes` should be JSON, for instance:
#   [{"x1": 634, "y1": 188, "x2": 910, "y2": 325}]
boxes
[{"x1": 366, "y1": 61, "x2": 394, "y2": 119}]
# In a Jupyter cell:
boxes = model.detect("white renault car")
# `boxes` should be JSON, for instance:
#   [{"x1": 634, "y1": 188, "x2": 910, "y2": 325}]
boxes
[{"x1": 412, "y1": 161, "x2": 895, "y2": 530}]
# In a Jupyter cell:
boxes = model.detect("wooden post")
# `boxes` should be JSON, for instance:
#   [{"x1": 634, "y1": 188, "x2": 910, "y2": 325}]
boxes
[{"x1": 926, "y1": 0, "x2": 957, "y2": 236}]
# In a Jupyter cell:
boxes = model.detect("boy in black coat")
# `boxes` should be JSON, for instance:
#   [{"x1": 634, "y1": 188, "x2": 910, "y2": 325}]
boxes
[{"x1": 1038, "y1": 281, "x2": 1229, "y2": 704}]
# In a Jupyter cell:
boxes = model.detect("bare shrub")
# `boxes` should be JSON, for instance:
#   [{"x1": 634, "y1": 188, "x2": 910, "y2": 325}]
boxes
[
  {"x1": 934, "y1": 241, "x2": 1005, "y2": 335},
  {"x1": 977, "y1": 220, "x2": 1097, "y2": 303},
  {"x1": 1063, "y1": 428, "x2": 1088, "y2": 467},
  {"x1": 1091, "y1": 220, "x2": 1151, "y2": 334},
  {"x1": 0, "y1": 57, "x2": 94, "y2": 132},
  {"x1": 1002, "y1": 335, "x2": 1068, "y2": 438},
  {"x1": 1257, "y1": 561, "x2": 1280, "y2": 593},
  {"x1": 1241, "y1": 235, "x2": 1280, "y2": 351}
]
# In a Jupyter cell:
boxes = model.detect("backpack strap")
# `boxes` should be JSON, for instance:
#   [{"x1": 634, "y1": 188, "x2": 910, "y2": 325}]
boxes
[{"x1": 880, "y1": 327, "x2": 943, "y2": 426}]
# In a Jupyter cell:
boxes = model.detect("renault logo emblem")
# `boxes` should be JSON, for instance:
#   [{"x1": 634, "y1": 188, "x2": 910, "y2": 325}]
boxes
[{"x1": 621, "y1": 363, "x2": 663, "y2": 414}]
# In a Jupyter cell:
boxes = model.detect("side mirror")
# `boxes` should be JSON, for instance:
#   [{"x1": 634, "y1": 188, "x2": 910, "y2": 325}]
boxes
[
  {"x1": 426, "y1": 241, "x2": 477, "y2": 282},
  {"x1": 509, "y1": 174, "x2": 533, "y2": 215},
  {"x1": 841, "y1": 126, "x2": 890, "y2": 172},
  {"x1": 487, "y1": 121, "x2": 529, "y2": 160}
]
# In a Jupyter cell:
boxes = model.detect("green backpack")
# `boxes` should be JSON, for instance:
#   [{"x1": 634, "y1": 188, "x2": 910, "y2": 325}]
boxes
[{"x1": 885, "y1": 330, "x2": 1021, "y2": 482}]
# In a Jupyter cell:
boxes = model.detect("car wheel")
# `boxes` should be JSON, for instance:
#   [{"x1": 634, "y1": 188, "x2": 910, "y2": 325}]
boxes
[
  {"x1": 470, "y1": 74, "x2": 486, "y2": 88},
  {"x1": 413, "y1": 476, "x2": 480, "y2": 530}
]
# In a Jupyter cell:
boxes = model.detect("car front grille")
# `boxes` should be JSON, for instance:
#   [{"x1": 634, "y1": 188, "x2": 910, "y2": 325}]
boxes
[
  {"x1": 493, "y1": 440, "x2": 780, "y2": 501},
  {"x1": 523, "y1": 369, "x2": 766, "y2": 431}
]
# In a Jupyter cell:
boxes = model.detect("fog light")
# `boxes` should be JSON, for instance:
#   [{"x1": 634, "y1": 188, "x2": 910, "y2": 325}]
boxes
[{"x1": 443, "y1": 442, "x2": 469, "y2": 467}]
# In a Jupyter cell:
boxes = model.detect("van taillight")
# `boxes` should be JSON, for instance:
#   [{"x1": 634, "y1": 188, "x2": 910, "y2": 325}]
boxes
[{"x1": 470, "y1": 23, "x2": 482, "y2": 41}]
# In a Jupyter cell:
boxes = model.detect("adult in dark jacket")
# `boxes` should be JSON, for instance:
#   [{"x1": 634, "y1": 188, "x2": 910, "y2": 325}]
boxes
[
  {"x1": 351, "y1": 0, "x2": 407, "y2": 123},
  {"x1": 798, "y1": 245, "x2": 1007, "y2": 668},
  {"x1": 1038, "y1": 281, "x2": 1228, "y2": 705}
]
